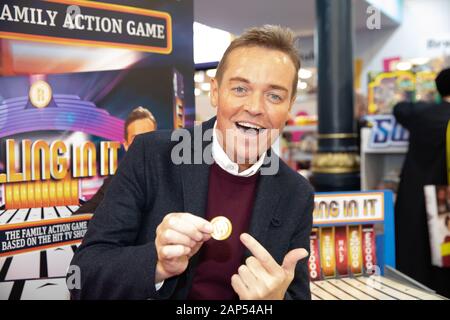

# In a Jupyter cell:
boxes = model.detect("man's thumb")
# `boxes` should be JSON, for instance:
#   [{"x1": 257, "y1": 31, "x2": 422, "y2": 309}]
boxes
[{"x1": 281, "y1": 248, "x2": 309, "y2": 274}]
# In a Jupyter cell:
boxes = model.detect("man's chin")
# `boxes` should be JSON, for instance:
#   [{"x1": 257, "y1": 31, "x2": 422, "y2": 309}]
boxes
[{"x1": 234, "y1": 148, "x2": 265, "y2": 166}]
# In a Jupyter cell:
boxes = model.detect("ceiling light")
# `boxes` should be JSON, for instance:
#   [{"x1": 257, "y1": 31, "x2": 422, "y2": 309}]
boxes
[
  {"x1": 200, "y1": 83, "x2": 211, "y2": 91},
  {"x1": 194, "y1": 72, "x2": 205, "y2": 83},
  {"x1": 206, "y1": 69, "x2": 217, "y2": 77},
  {"x1": 298, "y1": 82, "x2": 308, "y2": 90},
  {"x1": 298, "y1": 68, "x2": 312, "y2": 79}
]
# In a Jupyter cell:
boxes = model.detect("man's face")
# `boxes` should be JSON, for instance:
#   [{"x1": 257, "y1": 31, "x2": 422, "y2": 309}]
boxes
[
  {"x1": 123, "y1": 118, "x2": 156, "y2": 151},
  {"x1": 211, "y1": 46, "x2": 296, "y2": 169}
]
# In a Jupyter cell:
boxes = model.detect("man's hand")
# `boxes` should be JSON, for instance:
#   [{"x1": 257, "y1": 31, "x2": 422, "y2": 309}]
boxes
[
  {"x1": 231, "y1": 233, "x2": 308, "y2": 300},
  {"x1": 155, "y1": 213, "x2": 212, "y2": 283}
]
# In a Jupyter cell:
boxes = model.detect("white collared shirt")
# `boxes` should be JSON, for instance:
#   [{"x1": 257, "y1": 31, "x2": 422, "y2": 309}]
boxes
[{"x1": 212, "y1": 121, "x2": 266, "y2": 177}]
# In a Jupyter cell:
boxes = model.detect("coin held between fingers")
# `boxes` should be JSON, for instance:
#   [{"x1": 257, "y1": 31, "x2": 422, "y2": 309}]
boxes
[{"x1": 210, "y1": 216, "x2": 232, "y2": 240}]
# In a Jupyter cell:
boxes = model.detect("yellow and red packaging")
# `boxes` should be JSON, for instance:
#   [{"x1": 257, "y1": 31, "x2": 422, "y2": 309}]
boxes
[
  {"x1": 362, "y1": 225, "x2": 377, "y2": 274},
  {"x1": 334, "y1": 226, "x2": 348, "y2": 276},
  {"x1": 348, "y1": 225, "x2": 363, "y2": 275},
  {"x1": 308, "y1": 228, "x2": 322, "y2": 281},
  {"x1": 320, "y1": 227, "x2": 336, "y2": 278}
]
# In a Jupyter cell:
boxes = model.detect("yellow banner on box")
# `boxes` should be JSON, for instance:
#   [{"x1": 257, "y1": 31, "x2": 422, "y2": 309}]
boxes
[{"x1": 313, "y1": 192, "x2": 384, "y2": 225}]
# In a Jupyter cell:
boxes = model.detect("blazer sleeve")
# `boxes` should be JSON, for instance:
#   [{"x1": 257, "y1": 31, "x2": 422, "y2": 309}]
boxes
[
  {"x1": 68, "y1": 135, "x2": 169, "y2": 300},
  {"x1": 285, "y1": 190, "x2": 314, "y2": 300}
]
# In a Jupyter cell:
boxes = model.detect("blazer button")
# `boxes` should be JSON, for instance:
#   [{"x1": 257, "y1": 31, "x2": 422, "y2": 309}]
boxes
[{"x1": 271, "y1": 218, "x2": 281, "y2": 227}]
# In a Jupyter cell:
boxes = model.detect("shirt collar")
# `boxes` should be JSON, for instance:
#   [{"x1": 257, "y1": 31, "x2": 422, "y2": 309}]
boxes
[{"x1": 212, "y1": 120, "x2": 266, "y2": 177}]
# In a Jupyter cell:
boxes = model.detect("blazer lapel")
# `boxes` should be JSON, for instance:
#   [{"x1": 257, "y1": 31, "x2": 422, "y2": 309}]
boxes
[
  {"x1": 245, "y1": 172, "x2": 282, "y2": 259},
  {"x1": 180, "y1": 162, "x2": 210, "y2": 219},
  {"x1": 175, "y1": 118, "x2": 214, "y2": 298},
  {"x1": 179, "y1": 116, "x2": 216, "y2": 218}
]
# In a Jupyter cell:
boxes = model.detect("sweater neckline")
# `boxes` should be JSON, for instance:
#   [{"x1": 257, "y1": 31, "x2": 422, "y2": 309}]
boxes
[{"x1": 211, "y1": 162, "x2": 260, "y2": 184}]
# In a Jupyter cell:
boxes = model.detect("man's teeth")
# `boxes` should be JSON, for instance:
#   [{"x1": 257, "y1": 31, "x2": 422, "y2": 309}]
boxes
[{"x1": 236, "y1": 122, "x2": 264, "y2": 130}]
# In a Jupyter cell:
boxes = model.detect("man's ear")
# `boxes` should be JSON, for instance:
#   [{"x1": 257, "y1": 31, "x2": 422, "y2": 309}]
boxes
[{"x1": 210, "y1": 78, "x2": 219, "y2": 109}]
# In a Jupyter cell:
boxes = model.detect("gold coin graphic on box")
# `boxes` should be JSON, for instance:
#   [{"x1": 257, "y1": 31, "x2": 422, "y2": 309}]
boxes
[
  {"x1": 29, "y1": 80, "x2": 52, "y2": 109},
  {"x1": 210, "y1": 216, "x2": 232, "y2": 240}
]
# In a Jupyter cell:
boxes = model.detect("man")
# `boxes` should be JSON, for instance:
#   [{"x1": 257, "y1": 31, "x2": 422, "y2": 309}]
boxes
[
  {"x1": 68, "y1": 25, "x2": 314, "y2": 300},
  {"x1": 75, "y1": 106, "x2": 157, "y2": 214},
  {"x1": 394, "y1": 67, "x2": 450, "y2": 297}
]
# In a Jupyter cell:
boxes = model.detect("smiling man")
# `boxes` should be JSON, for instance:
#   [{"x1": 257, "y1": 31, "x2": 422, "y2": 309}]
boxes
[
  {"x1": 68, "y1": 25, "x2": 314, "y2": 300},
  {"x1": 212, "y1": 43, "x2": 297, "y2": 171}
]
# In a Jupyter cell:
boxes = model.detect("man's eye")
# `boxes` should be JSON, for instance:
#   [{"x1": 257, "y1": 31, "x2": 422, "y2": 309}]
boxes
[
  {"x1": 268, "y1": 93, "x2": 282, "y2": 103},
  {"x1": 232, "y1": 86, "x2": 247, "y2": 95}
]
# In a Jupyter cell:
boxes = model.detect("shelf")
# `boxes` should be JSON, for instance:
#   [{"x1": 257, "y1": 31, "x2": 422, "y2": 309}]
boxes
[
  {"x1": 363, "y1": 148, "x2": 407, "y2": 154},
  {"x1": 291, "y1": 152, "x2": 314, "y2": 162},
  {"x1": 360, "y1": 127, "x2": 406, "y2": 190}
]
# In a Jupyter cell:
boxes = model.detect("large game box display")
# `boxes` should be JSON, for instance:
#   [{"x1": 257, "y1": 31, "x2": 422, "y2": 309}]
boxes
[
  {"x1": 308, "y1": 190, "x2": 446, "y2": 300},
  {"x1": 0, "y1": 0, "x2": 194, "y2": 300}
]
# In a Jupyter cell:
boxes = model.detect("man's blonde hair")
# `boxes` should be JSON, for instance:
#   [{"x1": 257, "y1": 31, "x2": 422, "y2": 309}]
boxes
[{"x1": 215, "y1": 25, "x2": 301, "y2": 98}]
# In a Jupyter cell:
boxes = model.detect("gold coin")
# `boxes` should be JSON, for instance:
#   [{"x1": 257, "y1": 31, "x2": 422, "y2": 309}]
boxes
[{"x1": 210, "y1": 216, "x2": 232, "y2": 240}]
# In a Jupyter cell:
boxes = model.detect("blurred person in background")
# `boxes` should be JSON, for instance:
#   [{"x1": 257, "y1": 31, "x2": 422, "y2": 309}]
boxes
[
  {"x1": 75, "y1": 107, "x2": 157, "y2": 214},
  {"x1": 394, "y1": 68, "x2": 450, "y2": 297}
]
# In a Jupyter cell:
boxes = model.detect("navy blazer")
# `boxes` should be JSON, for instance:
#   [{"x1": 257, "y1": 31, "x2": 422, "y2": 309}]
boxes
[{"x1": 69, "y1": 117, "x2": 314, "y2": 300}]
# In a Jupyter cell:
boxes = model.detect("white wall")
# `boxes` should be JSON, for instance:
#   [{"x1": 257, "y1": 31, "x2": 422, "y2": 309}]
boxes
[
  {"x1": 195, "y1": 0, "x2": 450, "y2": 119},
  {"x1": 357, "y1": 0, "x2": 450, "y2": 94},
  {"x1": 295, "y1": 0, "x2": 450, "y2": 96},
  {"x1": 289, "y1": 0, "x2": 450, "y2": 95}
]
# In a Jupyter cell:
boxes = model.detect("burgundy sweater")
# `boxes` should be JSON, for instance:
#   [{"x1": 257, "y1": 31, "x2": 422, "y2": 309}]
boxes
[{"x1": 188, "y1": 162, "x2": 259, "y2": 300}]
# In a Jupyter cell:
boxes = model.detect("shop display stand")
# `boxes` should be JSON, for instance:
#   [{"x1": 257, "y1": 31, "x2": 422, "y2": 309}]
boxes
[
  {"x1": 360, "y1": 127, "x2": 407, "y2": 192},
  {"x1": 310, "y1": 190, "x2": 446, "y2": 300}
]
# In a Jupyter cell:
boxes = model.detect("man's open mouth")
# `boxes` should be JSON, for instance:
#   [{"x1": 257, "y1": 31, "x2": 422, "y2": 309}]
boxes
[{"x1": 235, "y1": 121, "x2": 266, "y2": 136}]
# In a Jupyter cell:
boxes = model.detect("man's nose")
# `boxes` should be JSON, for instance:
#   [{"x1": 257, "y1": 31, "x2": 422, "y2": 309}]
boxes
[{"x1": 244, "y1": 92, "x2": 265, "y2": 115}]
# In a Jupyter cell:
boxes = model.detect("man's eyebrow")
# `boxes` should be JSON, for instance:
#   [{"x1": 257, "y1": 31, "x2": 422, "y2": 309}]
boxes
[
  {"x1": 229, "y1": 77, "x2": 250, "y2": 83},
  {"x1": 268, "y1": 84, "x2": 288, "y2": 92},
  {"x1": 229, "y1": 77, "x2": 289, "y2": 92}
]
